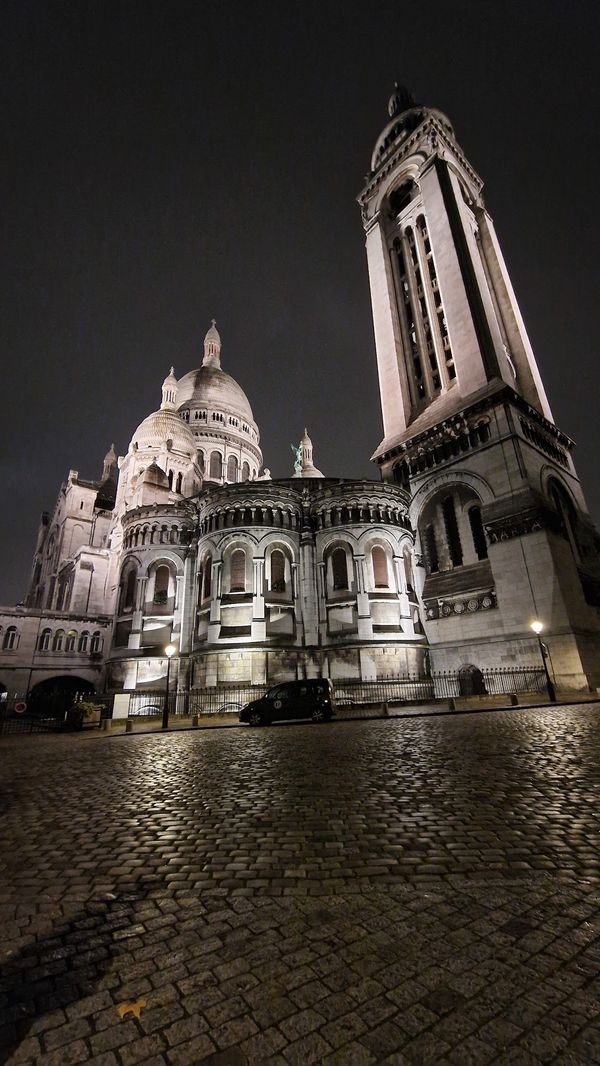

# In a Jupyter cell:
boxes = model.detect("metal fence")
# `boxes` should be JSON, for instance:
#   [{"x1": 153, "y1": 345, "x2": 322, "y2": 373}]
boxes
[
  {"x1": 431, "y1": 667, "x2": 546, "y2": 699},
  {"x1": 118, "y1": 667, "x2": 547, "y2": 720},
  {"x1": 126, "y1": 686, "x2": 269, "y2": 718}
]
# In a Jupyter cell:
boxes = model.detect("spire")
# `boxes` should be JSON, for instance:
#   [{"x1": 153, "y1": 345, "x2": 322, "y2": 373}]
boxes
[
  {"x1": 161, "y1": 367, "x2": 178, "y2": 410},
  {"x1": 203, "y1": 319, "x2": 222, "y2": 368},
  {"x1": 102, "y1": 443, "x2": 117, "y2": 482}
]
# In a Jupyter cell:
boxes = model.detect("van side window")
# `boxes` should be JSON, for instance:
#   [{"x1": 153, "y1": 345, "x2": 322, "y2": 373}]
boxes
[{"x1": 270, "y1": 686, "x2": 288, "y2": 699}]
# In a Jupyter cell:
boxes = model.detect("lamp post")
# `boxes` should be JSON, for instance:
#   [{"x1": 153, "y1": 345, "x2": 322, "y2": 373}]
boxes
[
  {"x1": 530, "y1": 621, "x2": 556, "y2": 702},
  {"x1": 162, "y1": 643, "x2": 177, "y2": 730}
]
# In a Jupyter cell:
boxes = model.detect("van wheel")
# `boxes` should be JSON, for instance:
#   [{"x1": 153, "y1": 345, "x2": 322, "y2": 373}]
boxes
[
  {"x1": 248, "y1": 711, "x2": 264, "y2": 727},
  {"x1": 311, "y1": 707, "x2": 326, "y2": 723}
]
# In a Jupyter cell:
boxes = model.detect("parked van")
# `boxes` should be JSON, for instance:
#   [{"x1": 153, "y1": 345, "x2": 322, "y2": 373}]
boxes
[{"x1": 239, "y1": 679, "x2": 334, "y2": 726}]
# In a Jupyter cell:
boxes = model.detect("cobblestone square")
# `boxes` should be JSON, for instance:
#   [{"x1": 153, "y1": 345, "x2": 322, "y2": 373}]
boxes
[{"x1": 1, "y1": 705, "x2": 599, "y2": 1063}]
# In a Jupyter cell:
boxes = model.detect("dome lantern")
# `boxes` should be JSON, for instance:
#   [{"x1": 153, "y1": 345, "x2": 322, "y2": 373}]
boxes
[
  {"x1": 161, "y1": 367, "x2": 178, "y2": 410},
  {"x1": 293, "y1": 428, "x2": 324, "y2": 478},
  {"x1": 203, "y1": 319, "x2": 221, "y2": 369}
]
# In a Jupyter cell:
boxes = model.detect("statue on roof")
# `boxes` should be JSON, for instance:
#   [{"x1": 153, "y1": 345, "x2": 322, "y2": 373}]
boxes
[{"x1": 291, "y1": 441, "x2": 303, "y2": 476}]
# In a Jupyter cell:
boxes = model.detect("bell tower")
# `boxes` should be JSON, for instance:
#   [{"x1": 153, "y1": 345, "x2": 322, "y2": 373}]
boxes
[{"x1": 359, "y1": 87, "x2": 600, "y2": 689}]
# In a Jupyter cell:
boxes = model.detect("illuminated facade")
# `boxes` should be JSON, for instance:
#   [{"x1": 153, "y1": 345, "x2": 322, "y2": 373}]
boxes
[
  {"x1": 1, "y1": 89, "x2": 599, "y2": 698},
  {"x1": 360, "y1": 86, "x2": 600, "y2": 687}
]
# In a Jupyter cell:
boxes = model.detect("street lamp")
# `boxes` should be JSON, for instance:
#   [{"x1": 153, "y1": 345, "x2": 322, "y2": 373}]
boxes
[
  {"x1": 162, "y1": 643, "x2": 177, "y2": 730},
  {"x1": 530, "y1": 621, "x2": 556, "y2": 702}
]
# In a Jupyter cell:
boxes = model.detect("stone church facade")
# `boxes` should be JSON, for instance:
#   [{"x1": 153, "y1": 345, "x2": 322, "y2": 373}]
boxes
[{"x1": 1, "y1": 88, "x2": 599, "y2": 698}]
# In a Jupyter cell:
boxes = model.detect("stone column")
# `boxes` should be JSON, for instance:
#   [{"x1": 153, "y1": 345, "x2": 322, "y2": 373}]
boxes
[
  {"x1": 298, "y1": 533, "x2": 319, "y2": 647},
  {"x1": 208, "y1": 561, "x2": 222, "y2": 642},
  {"x1": 128, "y1": 575, "x2": 147, "y2": 650},
  {"x1": 355, "y1": 554, "x2": 373, "y2": 639},
  {"x1": 251, "y1": 558, "x2": 266, "y2": 640}
]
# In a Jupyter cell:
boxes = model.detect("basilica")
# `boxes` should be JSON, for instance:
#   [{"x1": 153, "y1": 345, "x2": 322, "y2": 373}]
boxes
[{"x1": 2, "y1": 87, "x2": 600, "y2": 700}]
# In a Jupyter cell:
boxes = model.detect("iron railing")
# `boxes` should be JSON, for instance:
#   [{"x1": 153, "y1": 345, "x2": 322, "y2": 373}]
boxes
[{"x1": 116, "y1": 667, "x2": 547, "y2": 719}]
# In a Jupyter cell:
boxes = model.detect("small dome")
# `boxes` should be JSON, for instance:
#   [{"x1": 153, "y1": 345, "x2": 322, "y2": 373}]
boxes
[
  {"x1": 130, "y1": 408, "x2": 196, "y2": 458},
  {"x1": 388, "y1": 83, "x2": 416, "y2": 118},
  {"x1": 371, "y1": 88, "x2": 454, "y2": 171}
]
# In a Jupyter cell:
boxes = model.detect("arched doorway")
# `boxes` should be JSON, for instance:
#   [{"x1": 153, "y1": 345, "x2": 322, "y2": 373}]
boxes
[{"x1": 29, "y1": 676, "x2": 95, "y2": 717}]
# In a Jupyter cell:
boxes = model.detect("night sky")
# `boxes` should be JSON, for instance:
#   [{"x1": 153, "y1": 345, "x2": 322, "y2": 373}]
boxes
[{"x1": 1, "y1": 0, "x2": 599, "y2": 605}]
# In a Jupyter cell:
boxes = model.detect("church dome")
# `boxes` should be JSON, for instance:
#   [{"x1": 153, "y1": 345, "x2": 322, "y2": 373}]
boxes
[
  {"x1": 176, "y1": 365, "x2": 255, "y2": 423},
  {"x1": 176, "y1": 321, "x2": 257, "y2": 429},
  {"x1": 130, "y1": 407, "x2": 196, "y2": 458}
]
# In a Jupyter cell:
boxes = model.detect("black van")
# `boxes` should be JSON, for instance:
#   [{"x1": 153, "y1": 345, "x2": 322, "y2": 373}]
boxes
[{"x1": 239, "y1": 679, "x2": 334, "y2": 726}]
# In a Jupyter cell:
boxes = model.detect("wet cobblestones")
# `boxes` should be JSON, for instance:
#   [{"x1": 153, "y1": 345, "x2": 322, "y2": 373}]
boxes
[{"x1": 0, "y1": 705, "x2": 599, "y2": 1063}]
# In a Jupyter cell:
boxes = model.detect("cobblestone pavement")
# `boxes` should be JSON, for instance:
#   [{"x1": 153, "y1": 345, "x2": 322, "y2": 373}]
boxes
[{"x1": 0, "y1": 704, "x2": 599, "y2": 1064}]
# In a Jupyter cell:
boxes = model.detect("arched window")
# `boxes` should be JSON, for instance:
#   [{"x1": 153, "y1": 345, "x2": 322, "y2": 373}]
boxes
[
  {"x1": 153, "y1": 565, "x2": 170, "y2": 604},
  {"x1": 331, "y1": 547, "x2": 349, "y2": 590},
  {"x1": 230, "y1": 549, "x2": 246, "y2": 593},
  {"x1": 270, "y1": 549, "x2": 285, "y2": 592},
  {"x1": 167, "y1": 469, "x2": 173, "y2": 489},
  {"x1": 91, "y1": 631, "x2": 102, "y2": 654},
  {"x1": 38, "y1": 628, "x2": 51, "y2": 651},
  {"x1": 242, "y1": 461, "x2": 250, "y2": 482},
  {"x1": 227, "y1": 455, "x2": 238, "y2": 482},
  {"x1": 198, "y1": 450, "x2": 205, "y2": 474},
  {"x1": 175, "y1": 472, "x2": 183, "y2": 494},
  {"x1": 468, "y1": 505, "x2": 488, "y2": 560},
  {"x1": 52, "y1": 629, "x2": 65, "y2": 652},
  {"x1": 78, "y1": 631, "x2": 89, "y2": 653},
  {"x1": 209, "y1": 451, "x2": 222, "y2": 480},
  {"x1": 65, "y1": 630, "x2": 77, "y2": 652},
  {"x1": 202, "y1": 556, "x2": 212, "y2": 601},
  {"x1": 372, "y1": 546, "x2": 389, "y2": 588},
  {"x1": 2, "y1": 626, "x2": 17, "y2": 651}
]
